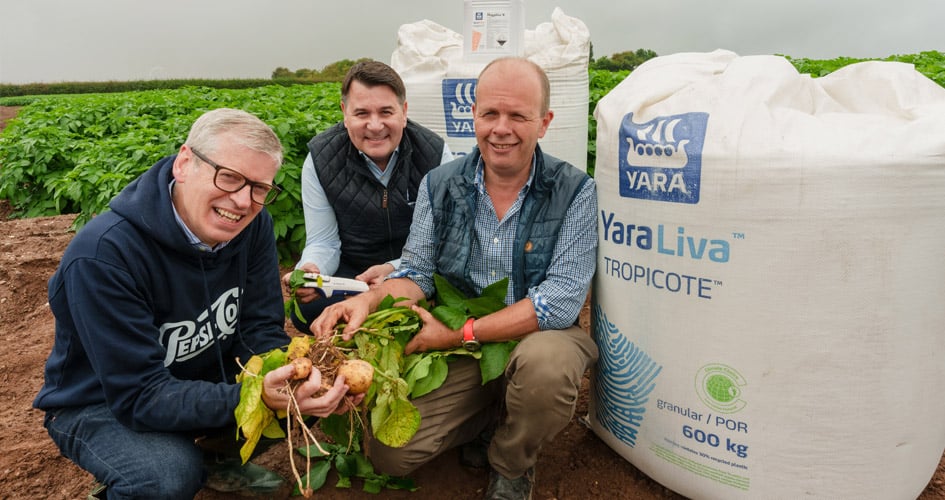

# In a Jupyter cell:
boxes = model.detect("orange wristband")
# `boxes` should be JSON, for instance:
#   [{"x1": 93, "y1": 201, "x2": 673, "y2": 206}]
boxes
[{"x1": 462, "y1": 317, "x2": 480, "y2": 351}]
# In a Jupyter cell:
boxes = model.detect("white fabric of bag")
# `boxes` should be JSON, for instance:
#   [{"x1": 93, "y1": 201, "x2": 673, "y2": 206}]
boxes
[
  {"x1": 391, "y1": 7, "x2": 590, "y2": 171},
  {"x1": 589, "y1": 49, "x2": 945, "y2": 500}
]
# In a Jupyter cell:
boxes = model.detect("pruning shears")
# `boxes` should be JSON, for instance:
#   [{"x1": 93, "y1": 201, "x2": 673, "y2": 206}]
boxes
[{"x1": 302, "y1": 273, "x2": 370, "y2": 297}]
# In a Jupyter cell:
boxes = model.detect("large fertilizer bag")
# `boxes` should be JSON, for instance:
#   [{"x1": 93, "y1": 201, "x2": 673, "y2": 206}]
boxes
[
  {"x1": 589, "y1": 49, "x2": 945, "y2": 499},
  {"x1": 391, "y1": 7, "x2": 590, "y2": 171}
]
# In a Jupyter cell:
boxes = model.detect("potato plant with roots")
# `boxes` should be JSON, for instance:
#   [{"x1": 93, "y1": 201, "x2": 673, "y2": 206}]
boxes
[
  {"x1": 235, "y1": 331, "x2": 406, "y2": 497},
  {"x1": 235, "y1": 273, "x2": 515, "y2": 496}
]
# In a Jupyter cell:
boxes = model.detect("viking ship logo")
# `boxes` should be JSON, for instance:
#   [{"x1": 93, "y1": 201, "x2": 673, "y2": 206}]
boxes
[
  {"x1": 442, "y1": 79, "x2": 477, "y2": 137},
  {"x1": 618, "y1": 112, "x2": 709, "y2": 204},
  {"x1": 625, "y1": 117, "x2": 691, "y2": 169}
]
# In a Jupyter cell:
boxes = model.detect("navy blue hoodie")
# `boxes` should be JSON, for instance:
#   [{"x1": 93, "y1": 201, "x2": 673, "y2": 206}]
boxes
[{"x1": 33, "y1": 155, "x2": 289, "y2": 432}]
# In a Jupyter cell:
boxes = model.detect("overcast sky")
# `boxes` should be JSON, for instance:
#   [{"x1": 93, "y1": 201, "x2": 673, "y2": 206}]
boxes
[{"x1": 1, "y1": 0, "x2": 942, "y2": 84}]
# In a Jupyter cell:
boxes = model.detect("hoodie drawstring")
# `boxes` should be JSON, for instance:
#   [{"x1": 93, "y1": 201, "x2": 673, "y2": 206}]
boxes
[{"x1": 198, "y1": 258, "x2": 229, "y2": 383}]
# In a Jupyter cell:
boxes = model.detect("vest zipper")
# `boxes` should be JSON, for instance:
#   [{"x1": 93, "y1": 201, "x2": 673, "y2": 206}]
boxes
[{"x1": 383, "y1": 188, "x2": 394, "y2": 257}]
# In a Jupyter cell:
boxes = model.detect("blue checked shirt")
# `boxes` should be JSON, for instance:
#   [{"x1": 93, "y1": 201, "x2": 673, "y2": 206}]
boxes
[{"x1": 392, "y1": 156, "x2": 598, "y2": 330}]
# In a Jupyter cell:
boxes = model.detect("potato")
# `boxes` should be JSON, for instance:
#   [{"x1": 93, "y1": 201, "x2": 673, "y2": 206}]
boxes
[
  {"x1": 289, "y1": 357, "x2": 313, "y2": 380},
  {"x1": 337, "y1": 359, "x2": 374, "y2": 394}
]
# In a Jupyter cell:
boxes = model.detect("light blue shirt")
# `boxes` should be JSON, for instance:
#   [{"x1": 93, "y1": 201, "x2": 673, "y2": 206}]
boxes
[
  {"x1": 392, "y1": 156, "x2": 598, "y2": 330},
  {"x1": 296, "y1": 143, "x2": 453, "y2": 274}
]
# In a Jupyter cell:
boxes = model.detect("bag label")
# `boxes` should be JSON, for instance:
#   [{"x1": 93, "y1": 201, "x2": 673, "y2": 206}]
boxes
[
  {"x1": 441, "y1": 78, "x2": 477, "y2": 138},
  {"x1": 619, "y1": 112, "x2": 709, "y2": 204}
]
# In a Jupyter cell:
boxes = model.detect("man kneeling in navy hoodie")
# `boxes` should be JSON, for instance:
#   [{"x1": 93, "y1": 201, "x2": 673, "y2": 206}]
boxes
[{"x1": 34, "y1": 108, "x2": 360, "y2": 499}]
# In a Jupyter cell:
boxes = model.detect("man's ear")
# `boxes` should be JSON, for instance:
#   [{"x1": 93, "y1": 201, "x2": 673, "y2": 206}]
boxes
[
  {"x1": 538, "y1": 110, "x2": 554, "y2": 139},
  {"x1": 172, "y1": 145, "x2": 190, "y2": 182},
  {"x1": 340, "y1": 100, "x2": 350, "y2": 129}
]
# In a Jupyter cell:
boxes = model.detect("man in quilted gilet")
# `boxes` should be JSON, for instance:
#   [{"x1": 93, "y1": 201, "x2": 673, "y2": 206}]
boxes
[{"x1": 284, "y1": 60, "x2": 452, "y2": 333}]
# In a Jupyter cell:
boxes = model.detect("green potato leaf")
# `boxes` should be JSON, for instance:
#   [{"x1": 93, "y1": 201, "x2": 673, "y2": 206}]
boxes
[
  {"x1": 479, "y1": 277, "x2": 510, "y2": 304},
  {"x1": 318, "y1": 414, "x2": 360, "y2": 452},
  {"x1": 297, "y1": 442, "x2": 336, "y2": 459},
  {"x1": 373, "y1": 398, "x2": 422, "y2": 448},
  {"x1": 261, "y1": 349, "x2": 288, "y2": 373},
  {"x1": 288, "y1": 268, "x2": 308, "y2": 288},
  {"x1": 465, "y1": 295, "x2": 508, "y2": 319},
  {"x1": 430, "y1": 304, "x2": 467, "y2": 330},
  {"x1": 383, "y1": 476, "x2": 419, "y2": 491},
  {"x1": 376, "y1": 294, "x2": 397, "y2": 310},
  {"x1": 352, "y1": 452, "x2": 376, "y2": 477},
  {"x1": 433, "y1": 274, "x2": 466, "y2": 309},
  {"x1": 363, "y1": 477, "x2": 385, "y2": 494},
  {"x1": 294, "y1": 459, "x2": 331, "y2": 495},
  {"x1": 403, "y1": 353, "x2": 432, "y2": 384},
  {"x1": 283, "y1": 269, "x2": 308, "y2": 321},
  {"x1": 408, "y1": 355, "x2": 450, "y2": 398},
  {"x1": 335, "y1": 453, "x2": 358, "y2": 478},
  {"x1": 479, "y1": 341, "x2": 518, "y2": 384}
]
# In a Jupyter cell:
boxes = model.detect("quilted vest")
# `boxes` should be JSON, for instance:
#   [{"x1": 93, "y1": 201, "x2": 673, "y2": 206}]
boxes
[
  {"x1": 426, "y1": 145, "x2": 590, "y2": 301},
  {"x1": 307, "y1": 120, "x2": 445, "y2": 276}
]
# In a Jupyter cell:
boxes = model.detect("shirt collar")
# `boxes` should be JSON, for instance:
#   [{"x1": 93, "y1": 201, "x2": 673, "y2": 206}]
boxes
[{"x1": 358, "y1": 145, "x2": 400, "y2": 180}]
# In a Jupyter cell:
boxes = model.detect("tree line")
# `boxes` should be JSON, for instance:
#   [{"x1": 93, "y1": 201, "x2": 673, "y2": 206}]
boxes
[{"x1": 270, "y1": 49, "x2": 659, "y2": 80}]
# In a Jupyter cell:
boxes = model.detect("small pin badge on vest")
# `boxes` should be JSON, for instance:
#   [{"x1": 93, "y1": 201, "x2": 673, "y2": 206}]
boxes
[{"x1": 524, "y1": 241, "x2": 534, "y2": 252}]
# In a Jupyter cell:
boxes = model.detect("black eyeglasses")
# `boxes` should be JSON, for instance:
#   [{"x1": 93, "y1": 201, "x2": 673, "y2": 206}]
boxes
[{"x1": 190, "y1": 147, "x2": 282, "y2": 205}]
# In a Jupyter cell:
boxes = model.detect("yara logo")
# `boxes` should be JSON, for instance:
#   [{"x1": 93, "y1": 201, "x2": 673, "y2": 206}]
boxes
[
  {"x1": 159, "y1": 287, "x2": 240, "y2": 366},
  {"x1": 619, "y1": 111, "x2": 708, "y2": 204},
  {"x1": 441, "y1": 78, "x2": 477, "y2": 137}
]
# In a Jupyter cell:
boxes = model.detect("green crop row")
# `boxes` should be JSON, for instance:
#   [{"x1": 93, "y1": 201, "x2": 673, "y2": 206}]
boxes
[
  {"x1": 0, "y1": 84, "x2": 343, "y2": 264},
  {"x1": 0, "y1": 72, "x2": 628, "y2": 264},
  {"x1": 0, "y1": 78, "x2": 331, "y2": 101},
  {"x1": 785, "y1": 50, "x2": 945, "y2": 86},
  {"x1": 2, "y1": 53, "x2": 943, "y2": 264}
]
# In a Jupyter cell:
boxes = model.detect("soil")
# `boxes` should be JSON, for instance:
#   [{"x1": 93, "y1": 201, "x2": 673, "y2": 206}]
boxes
[{"x1": 1, "y1": 107, "x2": 944, "y2": 499}]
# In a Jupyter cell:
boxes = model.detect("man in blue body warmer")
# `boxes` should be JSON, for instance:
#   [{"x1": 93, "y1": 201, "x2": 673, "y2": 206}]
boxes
[{"x1": 312, "y1": 57, "x2": 599, "y2": 500}]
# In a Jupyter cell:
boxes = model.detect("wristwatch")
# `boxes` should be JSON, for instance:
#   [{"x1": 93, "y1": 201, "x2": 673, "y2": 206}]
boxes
[{"x1": 462, "y1": 317, "x2": 481, "y2": 352}]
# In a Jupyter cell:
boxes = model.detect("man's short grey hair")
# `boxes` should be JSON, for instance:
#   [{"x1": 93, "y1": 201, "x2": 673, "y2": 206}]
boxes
[{"x1": 184, "y1": 108, "x2": 283, "y2": 166}]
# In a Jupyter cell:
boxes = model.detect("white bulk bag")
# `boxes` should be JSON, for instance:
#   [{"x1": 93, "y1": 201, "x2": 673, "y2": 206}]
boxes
[
  {"x1": 589, "y1": 49, "x2": 945, "y2": 500},
  {"x1": 391, "y1": 7, "x2": 590, "y2": 171}
]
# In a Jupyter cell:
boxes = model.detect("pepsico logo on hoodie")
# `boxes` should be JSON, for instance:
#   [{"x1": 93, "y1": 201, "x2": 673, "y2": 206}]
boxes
[{"x1": 159, "y1": 287, "x2": 240, "y2": 366}]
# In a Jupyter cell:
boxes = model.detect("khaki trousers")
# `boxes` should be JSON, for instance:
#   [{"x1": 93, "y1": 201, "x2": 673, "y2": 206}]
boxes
[{"x1": 367, "y1": 325, "x2": 598, "y2": 478}]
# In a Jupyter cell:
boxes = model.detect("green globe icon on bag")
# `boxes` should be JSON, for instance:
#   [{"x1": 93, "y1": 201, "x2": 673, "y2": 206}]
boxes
[{"x1": 705, "y1": 373, "x2": 739, "y2": 403}]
